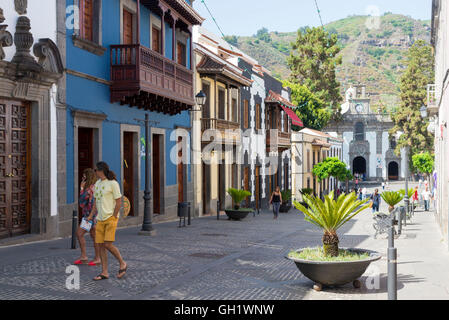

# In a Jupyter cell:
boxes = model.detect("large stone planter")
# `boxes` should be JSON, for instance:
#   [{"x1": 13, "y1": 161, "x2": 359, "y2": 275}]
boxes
[
  {"x1": 225, "y1": 208, "x2": 253, "y2": 221},
  {"x1": 286, "y1": 248, "x2": 381, "y2": 290},
  {"x1": 279, "y1": 203, "x2": 291, "y2": 213}
]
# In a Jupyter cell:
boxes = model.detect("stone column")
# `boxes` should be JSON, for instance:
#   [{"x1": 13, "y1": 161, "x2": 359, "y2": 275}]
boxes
[{"x1": 376, "y1": 131, "x2": 383, "y2": 179}]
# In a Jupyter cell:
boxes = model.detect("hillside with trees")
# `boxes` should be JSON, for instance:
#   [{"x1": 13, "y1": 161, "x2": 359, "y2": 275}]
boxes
[{"x1": 224, "y1": 13, "x2": 431, "y2": 109}]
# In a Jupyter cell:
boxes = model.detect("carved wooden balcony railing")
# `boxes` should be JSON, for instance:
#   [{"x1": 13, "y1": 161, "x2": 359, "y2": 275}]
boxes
[
  {"x1": 110, "y1": 44, "x2": 194, "y2": 114},
  {"x1": 266, "y1": 129, "x2": 291, "y2": 151},
  {"x1": 201, "y1": 118, "x2": 241, "y2": 143}
]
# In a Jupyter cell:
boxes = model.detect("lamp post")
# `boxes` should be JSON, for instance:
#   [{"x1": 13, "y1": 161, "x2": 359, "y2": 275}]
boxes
[
  {"x1": 395, "y1": 130, "x2": 409, "y2": 234},
  {"x1": 189, "y1": 91, "x2": 206, "y2": 222},
  {"x1": 138, "y1": 114, "x2": 157, "y2": 236}
]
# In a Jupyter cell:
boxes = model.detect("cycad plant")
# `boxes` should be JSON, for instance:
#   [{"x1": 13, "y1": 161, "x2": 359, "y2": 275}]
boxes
[
  {"x1": 293, "y1": 191, "x2": 370, "y2": 257},
  {"x1": 227, "y1": 188, "x2": 252, "y2": 210},
  {"x1": 399, "y1": 188, "x2": 414, "y2": 200},
  {"x1": 381, "y1": 191, "x2": 404, "y2": 212},
  {"x1": 281, "y1": 190, "x2": 292, "y2": 204}
]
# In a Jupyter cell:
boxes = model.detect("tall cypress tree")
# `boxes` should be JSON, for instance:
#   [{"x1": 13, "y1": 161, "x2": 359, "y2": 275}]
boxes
[
  {"x1": 287, "y1": 27, "x2": 342, "y2": 116},
  {"x1": 391, "y1": 40, "x2": 435, "y2": 157}
]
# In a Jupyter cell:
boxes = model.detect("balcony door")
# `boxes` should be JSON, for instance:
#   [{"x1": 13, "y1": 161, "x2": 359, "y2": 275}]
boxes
[
  {"x1": 123, "y1": 9, "x2": 134, "y2": 45},
  {"x1": 177, "y1": 42, "x2": 186, "y2": 67},
  {"x1": 152, "y1": 26, "x2": 161, "y2": 54}
]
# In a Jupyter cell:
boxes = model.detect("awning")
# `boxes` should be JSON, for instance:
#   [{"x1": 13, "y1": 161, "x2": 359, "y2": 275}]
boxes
[{"x1": 280, "y1": 104, "x2": 304, "y2": 127}]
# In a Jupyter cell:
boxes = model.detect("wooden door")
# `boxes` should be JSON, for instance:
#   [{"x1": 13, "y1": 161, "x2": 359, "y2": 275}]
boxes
[
  {"x1": 218, "y1": 163, "x2": 225, "y2": 210},
  {"x1": 0, "y1": 100, "x2": 31, "y2": 239},
  {"x1": 123, "y1": 132, "x2": 134, "y2": 216},
  {"x1": 152, "y1": 134, "x2": 161, "y2": 214},
  {"x1": 284, "y1": 163, "x2": 289, "y2": 191},
  {"x1": 123, "y1": 9, "x2": 133, "y2": 45},
  {"x1": 78, "y1": 128, "x2": 93, "y2": 222},
  {"x1": 255, "y1": 166, "x2": 260, "y2": 210},
  {"x1": 152, "y1": 26, "x2": 161, "y2": 54},
  {"x1": 243, "y1": 167, "x2": 249, "y2": 207},
  {"x1": 123, "y1": 9, "x2": 133, "y2": 64},
  {"x1": 202, "y1": 164, "x2": 210, "y2": 215},
  {"x1": 177, "y1": 137, "x2": 184, "y2": 202}
]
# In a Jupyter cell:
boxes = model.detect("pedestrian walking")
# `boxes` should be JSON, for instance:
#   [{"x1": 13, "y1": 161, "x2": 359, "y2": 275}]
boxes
[
  {"x1": 422, "y1": 187, "x2": 431, "y2": 212},
  {"x1": 362, "y1": 187, "x2": 367, "y2": 199},
  {"x1": 73, "y1": 168, "x2": 101, "y2": 266},
  {"x1": 88, "y1": 162, "x2": 127, "y2": 281},
  {"x1": 370, "y1": 189, "x2": 381, "y2": 213},
  {"x1": 382, "y1": 182, "x2": 385, "y2": 191},
  {"x1": 412, "y1": 186, "x2": 419, "y2": 207},
  {"x1": 358, "y1": 188, "x2": 363, "y2": 201},
  {"x1": 270, "y1": 186, "x2": 282, "y2": 220}
]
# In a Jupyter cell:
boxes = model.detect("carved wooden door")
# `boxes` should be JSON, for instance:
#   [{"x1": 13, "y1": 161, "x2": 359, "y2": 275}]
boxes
[
  {"x1": 123, "y1": 8, "x2": 134, "y2": 64},
  {"x1": 177, "y1": 137, "x2": 184, "y2": 202},
  {"x1": 0, "y1": 100, "x2": 30, "y2": 239}
]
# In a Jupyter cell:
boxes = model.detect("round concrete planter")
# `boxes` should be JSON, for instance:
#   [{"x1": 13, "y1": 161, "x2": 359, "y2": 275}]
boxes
[
  {"x1": 287, "y1": 248, "x2": 381, "y2": 289},
  {"x1": 279, "y1": 203, "x2": 291, "y2": 213},
  {"x1": 225, "y1": 209, "x2": 253, "y2": 221}
]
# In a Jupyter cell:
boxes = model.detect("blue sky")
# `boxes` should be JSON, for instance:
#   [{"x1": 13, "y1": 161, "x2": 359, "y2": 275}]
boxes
[{"x1": 193, "y1": 0, "x2": 432, "y2": 37}]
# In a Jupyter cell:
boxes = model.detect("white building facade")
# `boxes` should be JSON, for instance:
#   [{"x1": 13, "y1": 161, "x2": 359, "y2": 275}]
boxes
[
  {"x1": 431, "y1": 0, "x2": 449, "y2": 246},
  {"x1": 325, "y1": 85, "x2": 405, "y2": 182}
]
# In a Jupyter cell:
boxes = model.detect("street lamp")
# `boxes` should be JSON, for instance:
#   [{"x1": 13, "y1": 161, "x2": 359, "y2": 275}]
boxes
[
  {"x1": 420, "y1": 105, "x2": 428, "y2": 119},
  {"x1": 395, "y1": 130, "x2": 409, "y2": 235},
  {"x1": 187, "y1": 91, "x2": 207, "y2": 224},
  {"x1": 194, "y1": 90, "x2": 207, "y2": 112}
]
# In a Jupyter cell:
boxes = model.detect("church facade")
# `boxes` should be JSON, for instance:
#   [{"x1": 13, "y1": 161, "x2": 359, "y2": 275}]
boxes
[{"x1": 325, "y1": 85, "x2": 407, "y2": 182}]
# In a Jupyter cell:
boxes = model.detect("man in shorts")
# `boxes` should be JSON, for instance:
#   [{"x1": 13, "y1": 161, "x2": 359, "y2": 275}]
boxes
[{"x1": 88, "y1": 161, "x2": 127, "y2": 281}]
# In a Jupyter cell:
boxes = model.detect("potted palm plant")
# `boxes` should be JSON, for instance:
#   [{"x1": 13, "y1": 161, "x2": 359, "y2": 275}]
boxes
[
  {"x1": 381, "y1": 191, "x2": 404, "y2": 213},
  {"x1": 225, "y1": 188, "x2": 254, "y2": 220},
  {"x1": 287, "y1": 191, "x2": 381, "y2": 291},
  {"x1": 279, "y1": 190, "x2": 292, "y2": 213}
]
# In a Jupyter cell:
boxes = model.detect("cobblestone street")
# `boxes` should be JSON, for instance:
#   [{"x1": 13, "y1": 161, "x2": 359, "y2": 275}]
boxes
[{"x1": 0, "y1": 182, "x2": 448, "y2": 300}]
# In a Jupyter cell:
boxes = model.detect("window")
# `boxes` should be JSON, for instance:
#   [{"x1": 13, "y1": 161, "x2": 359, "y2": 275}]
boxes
[
  {"x1": 152, "y1": 26, "x2": 161, "y2": 54},
  {"x1": 307, "y1": 150, "x2": 310, "y2": 171},
  {"x1": 218, "y1": 89, "x2": 226, "y2": 119},
  {"x1": 202, "y1": 82, "x2": 210, "y2": 119},
  {"x1": 255, "y1": 104, "x2": 261, "y2": 130},
  {"x1": 73, "y1": 0, "x2": 105, "y2": 55},
  {"x1": 243, "y1": 100, "x2": 249, "y2": 129},
  {"x1": 284, "y1": 112, "x2": 289, "y2": 132},
  {"x1": 80, "y1": 0, "x2": 94, "y2": 41},
  {"x1": 355, "y1": 122, "x2": 365, "y2": 141},
  {"x1": 232, "y1": 98, "x2": 237, "y2": 123},
  {"x1": 177, "y1": 41, "x2": 186, "y2": 66},
  {"x1": 313, "y1": 151, "x2": 316, "y2": 166}
]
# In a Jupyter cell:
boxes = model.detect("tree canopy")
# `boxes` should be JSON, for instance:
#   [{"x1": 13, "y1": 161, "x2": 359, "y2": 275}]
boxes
[
  {"x1": 283, "y1": 80, "x2": 331, "y2": 131},
  {"x1": 287, "y1": 27, "x2": 342, "y2": 117},
  {"x1": 312, "y1": 157, "x2": 353, "y2": 183},
  {"x1": 391, "y1": 40, "x2": 435, "y2": 157},
  {"x1": 412, "y1": 152, "x2": 434, "y2": 176}
]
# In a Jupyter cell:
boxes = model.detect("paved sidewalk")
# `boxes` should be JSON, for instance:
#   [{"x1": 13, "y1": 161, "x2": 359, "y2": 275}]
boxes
[{"x1": 0, "y1": 182, "x2": 448, "y2": 300}]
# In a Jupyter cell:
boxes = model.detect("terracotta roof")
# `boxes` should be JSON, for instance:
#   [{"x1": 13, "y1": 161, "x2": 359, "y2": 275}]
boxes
[
  {"x1": 195, "y1": 46, "x2": 252, "y2": 86},
  {"x1": 312, "y1": 139, "x2": 331, "y2": 148},
  {"x1": 265, "y1": 90, "x2": 296, "y2": 109}
]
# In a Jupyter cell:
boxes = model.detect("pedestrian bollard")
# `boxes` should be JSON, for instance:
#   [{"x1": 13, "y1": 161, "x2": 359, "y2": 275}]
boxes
[
  {"x1": 396, "y1": 208, "x2": 402, "y2": 235},
  {"x1": 217, "y1": 201, "x2": 220, "y2": 220},
  {"x1": 388, "y1": 216, "x2": 395, "y2": 248},
  {"x1": 388, "y1": 247, "x2": 398, "y2": 300},
  {"x1": 71, "y1": 210, "x2": 78, "y2": 249},
  {"x1": 188, "y1": 202, "x2": 191, "y2": 226}
]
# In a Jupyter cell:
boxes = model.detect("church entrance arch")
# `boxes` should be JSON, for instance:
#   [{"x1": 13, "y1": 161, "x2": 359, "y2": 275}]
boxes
[
  {"x1": 388, "y1": 162, "x2": 399, "y2": 181},
  {"x1": 353, "y1": 157, "x2": 367, "y2": 176}
]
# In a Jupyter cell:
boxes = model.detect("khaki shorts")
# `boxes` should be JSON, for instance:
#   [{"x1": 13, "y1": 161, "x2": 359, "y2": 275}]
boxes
[{"x1": 95, "y1": 216, "x2": 118, "y2": 243}]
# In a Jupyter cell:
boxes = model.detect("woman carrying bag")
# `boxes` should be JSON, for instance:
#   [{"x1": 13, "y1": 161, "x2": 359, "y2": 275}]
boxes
[{"x1": 73, "y1": 168, "x2": 101, "y2": 266}]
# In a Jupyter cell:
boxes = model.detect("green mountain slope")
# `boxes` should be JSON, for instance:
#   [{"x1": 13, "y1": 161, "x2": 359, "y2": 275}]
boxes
[{"x1": 226, "y1": 13, "x2": 431, "y2": 109}]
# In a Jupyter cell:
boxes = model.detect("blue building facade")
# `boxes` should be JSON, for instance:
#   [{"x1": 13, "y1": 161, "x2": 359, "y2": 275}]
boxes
[{"x1": 62, "y1": 0, "x2": 204, "y2": 229}]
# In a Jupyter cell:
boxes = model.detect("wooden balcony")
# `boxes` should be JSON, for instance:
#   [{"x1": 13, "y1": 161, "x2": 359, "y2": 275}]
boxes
[
  {"x1": 266, "y1": 130, "x2": 291, "y2": 151},
  {"x1": 110, "y1": 44, "x2": 194, "y2": 115},
  {"x1": 201, "y1": 118, "x2": 241, "y2": 144}
]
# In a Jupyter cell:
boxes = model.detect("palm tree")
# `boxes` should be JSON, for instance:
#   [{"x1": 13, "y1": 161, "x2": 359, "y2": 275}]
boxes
[{"x1": 293, "y1": 191, "x2": 370, "y2": 257}]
